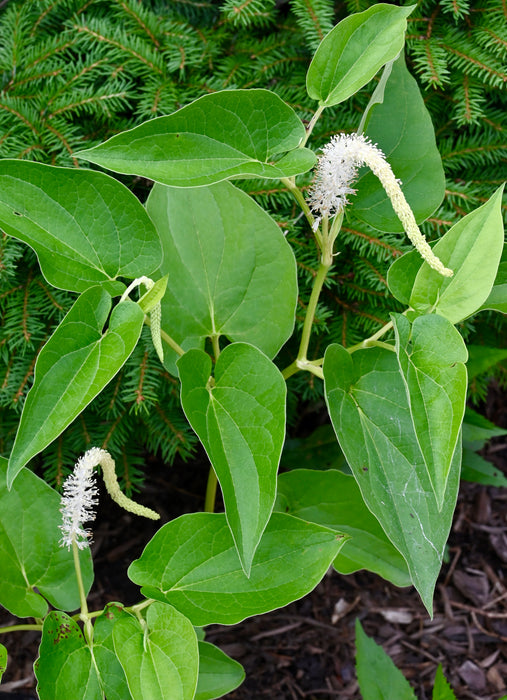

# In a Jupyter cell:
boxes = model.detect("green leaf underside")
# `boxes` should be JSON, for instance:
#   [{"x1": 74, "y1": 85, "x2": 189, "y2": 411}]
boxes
[
  {"x1": 393, "y1": 314, "x2": 467, "y2": 508},
  {"x1": 8, "y1": 287, "x2": 144, "y2": 485},
  {"x1": 323, "y1": 344, "x2": 460, "y2": 613},
  {"x1": 128, "y1": 511, "x2": 345, "y2": 626},
  {"x1": 147, "y1": 181, "x2": 298, "y2": 371},
  {"x1": 0, "y1": 160, "x2": 161, "y2": 294},
  {"x1": 178, "y1": 344, "x2": 286, "y2": 575},
  {"x1": 409, "y1": 185, "x2": 505, "y2": 323},
  {"x1": 76, "y1": 89, "x2": 315, "y2": 186},
  {"x1": 195, "y1": 642, "x2": 245, "y2": 700},
  {"x1": 276, "y1": 469, "x2": 411, "y2": 587},
  {"x1": 93, "y1": 604, "x2": 133, "y2": 700},
  {"x1": 35, "y1": 612, "x2": 102, "y2": 700},
  {"x1": 353, "y1": 54, "x2": 445, "y2": 232},
  {"x1": 112, "y1": 603, "x2": 199, "y2": 700},
  {"x1": 306, "y1": 4, "x2": 413, "y2": 107},
  {"x1": 355, "y1": 619, "x2": 417, "y2": 700},
  {"x1": 0, "y1": 457, "x2": 93, "y2": 618}
]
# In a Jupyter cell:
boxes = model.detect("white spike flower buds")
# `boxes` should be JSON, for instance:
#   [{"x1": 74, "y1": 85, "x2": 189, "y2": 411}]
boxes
[{"x1": 308, "y1": 133, "x2": 453, "y2": 277}]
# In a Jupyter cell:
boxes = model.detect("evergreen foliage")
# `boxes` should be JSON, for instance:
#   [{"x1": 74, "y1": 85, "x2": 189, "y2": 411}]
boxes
[{"x1": 0, "y1": 0, "x2": 505, "y2": 488}]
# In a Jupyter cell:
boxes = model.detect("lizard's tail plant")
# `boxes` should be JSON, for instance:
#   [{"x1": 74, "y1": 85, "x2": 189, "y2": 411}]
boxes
[
  {"x1": 0, "y1": 3, "x2": 504, "y2": 698},
  {"x1": 308, "y1": 133, "x2": 453, "y2": 277}
]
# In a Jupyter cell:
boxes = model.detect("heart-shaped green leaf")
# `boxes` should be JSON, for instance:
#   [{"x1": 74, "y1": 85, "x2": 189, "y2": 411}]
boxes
[
  {"x1": 478, "y1": 259, "x2": 507, "y2": 314},
  {"x1": 323, "y1": 344, "x2": 460, "y2": 613},
  {"x1": 147, "y1": 181, "x2": 298, "y2": 371},
  {"x1": 409, "y1": 185, "x2": 505, "y2": 323},
  {"x1": 8, "y1": 287, "x2": 144, "y2": 486},
  {"x1": 76, "y1": 90, "x2": 315, "y2": 186},
  {"x1": 393, "y1": 314, "x2": 468, "y2": 508},
  {"x1": 112, "y1": 603, "x2": 199, "y2": 700},
  {"x1": 178, "y1": 343, "x2": 286, "y2": 575},
  {"x1": 353, "y1": 55, "x2": 445, "y2": 232},
  {"x1": 276, "y1": 469, "x2": 411, "y2": 587},
  {"x1": 128, "y1": 511, "x2": 346, "y2": 626},
  {"x1": 35, "y1": 612, "x2": 102, "y2": 700},
  {"x1": 0, "y1": 160, "x2": 162, "y2": 294},
  {"x1": 306, "y1": 4, "x2": 414, "y2": 107},
  {"x1": 195, "y1": 642, "x2": 245, "y2": 700},
  {"x1": 0, "y1": 457, "x2": 93, "y2": 618}
]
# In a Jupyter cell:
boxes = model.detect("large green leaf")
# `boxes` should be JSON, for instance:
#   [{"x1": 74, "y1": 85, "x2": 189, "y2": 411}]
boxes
[
  {"x1": 0, "y1": 457, "x2": 93, "y2": 618},
  {"x1": 178, "y1": 343, "x2": 286, "y2": 575},
  {"x1": 323, "y1": 344, "x2": 460, "y2": 613},
  {"x1": 76, "y1": 89, "x2": 315, "y2": 186},
  {"x1": 147, "y1": 181, "x2": 298, "y2": 371},
  {"x1": 409, "y1": 185, "x2": 505, "y2": 323},
  {"x1": 128, "y1": 511, "x2": 346, "y2": 626},
  {"x1": 353, "y1": 55, "x2": 445, "y2": 232},
  {"x1": 8, "y1": 287, "x2": 144, "y2": 486},
  {"x1": 306, "y1": 4, "x2": 413, "y2": 107},
  {"x1": 276, "y1": 469, "x2": 411, "y2": 587},
  {"x1": 0, "y1": 160, "x2": 162, "y2": 294},
  {"x1": 112, "y1": 603, "x2": 199, "y2": 700},
  {"x1": 393, "y1": 314, "x2": 467, "y2": 509},
  {"x1": 195, "y1": 642, "x2": 245, "y2": 700},
  {"x1": 35, "y1": 612, "x2": 102, "y2": 700},
  {"x1": 355, "y1": 619, "x2": 417, "y2": 700}
]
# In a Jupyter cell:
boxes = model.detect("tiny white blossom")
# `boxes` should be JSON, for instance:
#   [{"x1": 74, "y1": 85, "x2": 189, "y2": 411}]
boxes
[
  {"x1": 308, "y1": 133, "x2": 453, "y2": 277},
  {"x1": 59, "y1": 448, "x2": 105, "y2": 549}
]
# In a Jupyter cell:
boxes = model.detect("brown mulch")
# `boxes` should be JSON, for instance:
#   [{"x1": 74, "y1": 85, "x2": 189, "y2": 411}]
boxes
[{"x1": 1, "y1": 392, "x2": 506, "y2": 699}]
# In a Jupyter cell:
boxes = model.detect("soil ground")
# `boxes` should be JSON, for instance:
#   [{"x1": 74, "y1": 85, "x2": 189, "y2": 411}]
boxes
[{"x1": 1, "y1": 385, "x2": 506, "y2": 700}]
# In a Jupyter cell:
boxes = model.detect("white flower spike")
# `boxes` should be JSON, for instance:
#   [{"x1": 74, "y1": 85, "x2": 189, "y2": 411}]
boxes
[
  {"x1": 60, "y1": 447, "x2": 159, "y2": 549},
  {"x1": 308, "y1": 133, "x2": 453, "y2": 277},
  {"x1": 59, "y1": 447, "x2": 101, "y2": 549}
]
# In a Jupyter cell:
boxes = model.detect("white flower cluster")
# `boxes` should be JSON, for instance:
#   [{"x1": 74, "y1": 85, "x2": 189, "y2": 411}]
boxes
[
  {"x1": 59, "y1": 447, "x2": 105, "y2": 549},
  {"x1": 308, "y1": 133, "x2": 453, "y2": 277}
]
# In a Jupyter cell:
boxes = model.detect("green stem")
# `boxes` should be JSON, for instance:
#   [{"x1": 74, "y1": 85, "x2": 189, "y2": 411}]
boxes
[
  {"x1": 347, "y1": 319, "x2": 394, "y2": 353},
  {"x1": 204, "y1": 468, "x2": 218, "y2": 513},
  {"x1": 0, "y1": 624, "x2": 42, "y2": 634},
  {"x1": 72, "y1": 540, "x2": 94, "y2": 646},
  {"x1": 297, "y1": 261, "x2": 330, "y2": 363},
  {"x1": 301, "y1": 104, "x2": 325, "y2": 147},
  {"x1": 280, "y1": 178, "x2": 319, "y2": 244}
]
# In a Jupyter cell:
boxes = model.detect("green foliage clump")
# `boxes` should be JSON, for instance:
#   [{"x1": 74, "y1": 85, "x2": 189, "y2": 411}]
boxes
[{"x1": 0, "y1": 0, "x2": 505, "y2": 487}]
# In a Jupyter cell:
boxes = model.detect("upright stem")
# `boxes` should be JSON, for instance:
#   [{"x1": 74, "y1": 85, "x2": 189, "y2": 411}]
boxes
[
  {"x1": 204, "y1": 470, "x2": 218, "y2": 513},
  {"x1": 297, "y1": 261, "x2": 330, "y2": 363},
  {"x1": 204, "y1": 333, "x2": 221, "y2": 513},
  {"x1": 73, "y1": 540, "x2": 93, "y2": 646}
]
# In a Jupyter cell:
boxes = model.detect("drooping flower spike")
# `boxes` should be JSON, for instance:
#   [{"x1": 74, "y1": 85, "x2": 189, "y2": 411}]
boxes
[
  {"x1": 60, "y1": 447, "x2": 159, "y2": 550},
  {"x1": 308, "y1": 133, "x2": 453, "y2": 277}
]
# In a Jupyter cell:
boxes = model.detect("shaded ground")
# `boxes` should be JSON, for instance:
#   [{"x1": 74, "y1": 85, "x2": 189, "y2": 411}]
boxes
[{"x1": 1, "y1": 387, "x2": 506, "y2": 699}]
